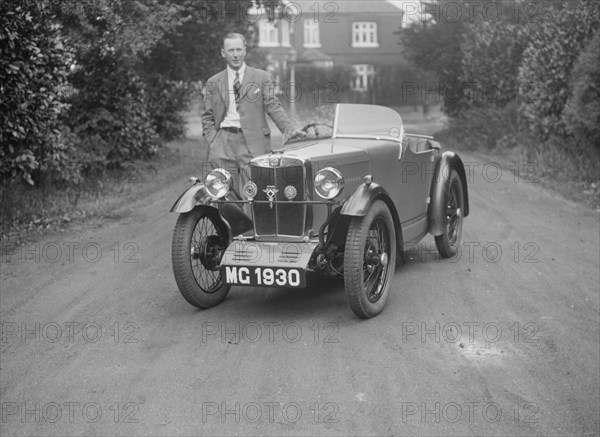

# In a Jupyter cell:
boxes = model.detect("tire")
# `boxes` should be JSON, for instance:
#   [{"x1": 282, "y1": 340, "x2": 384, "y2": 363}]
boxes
[
  {"x1": 344, "y1": 200, "x2": 397, "y2": 318},
  {"x1": 435, "y1": 169, "x2": 464, "y2": 258},
  {"x1": 172, "y1": 206, "x2": 231, "y2": 309}
]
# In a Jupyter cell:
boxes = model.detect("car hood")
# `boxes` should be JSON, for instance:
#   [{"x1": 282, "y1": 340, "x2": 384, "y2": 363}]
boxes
[{"x1": 276, "y1": 139, "x2": 369, "y2": 168}]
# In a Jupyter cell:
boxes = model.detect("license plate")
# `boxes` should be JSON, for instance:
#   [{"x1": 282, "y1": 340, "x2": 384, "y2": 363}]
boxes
[{"x1": 222, "y1": 266, "x2": 305, "y2": 288}]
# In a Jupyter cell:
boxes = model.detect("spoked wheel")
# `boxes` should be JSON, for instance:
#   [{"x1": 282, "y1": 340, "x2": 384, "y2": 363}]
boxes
[
  {"x1": 172, "y1": 206, "x2": 231, "y2": 308},
  {"x1": 435, "y1": 169, "x2": 464, "y2": 258},
  {"x1": 344, "y1": 200, "x2": 397, "y2": 318}
]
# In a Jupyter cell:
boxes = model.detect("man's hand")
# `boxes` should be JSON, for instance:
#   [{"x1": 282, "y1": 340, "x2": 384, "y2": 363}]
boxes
[{"x1": 284, "y1": 128, "x2": 307, "y2": 143}]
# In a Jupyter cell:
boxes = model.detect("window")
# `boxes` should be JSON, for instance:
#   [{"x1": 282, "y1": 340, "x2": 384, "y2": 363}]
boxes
[
  {"x1": 259, "y1": 20, "x2": 279, "y2": 47},
  {"x1": 303, "y1": 19, "x2": 320, "y2": 48},
  {"x1": 352, "y1": 22, "x2": 378, "y2": 47},
  {"x1": 351, "y1": 64, "x2": 374, "y2": 91}
]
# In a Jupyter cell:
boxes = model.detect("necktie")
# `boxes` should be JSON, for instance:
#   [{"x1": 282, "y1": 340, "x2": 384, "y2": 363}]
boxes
[{"x1": 234, "y1": 72, "x2": 241, "y2": 109}]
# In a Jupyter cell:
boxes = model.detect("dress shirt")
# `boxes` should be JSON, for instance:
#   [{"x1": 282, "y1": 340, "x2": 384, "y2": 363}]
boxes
[{"x1": 220, "y1": 63, "x2": 246, "y2": 129}]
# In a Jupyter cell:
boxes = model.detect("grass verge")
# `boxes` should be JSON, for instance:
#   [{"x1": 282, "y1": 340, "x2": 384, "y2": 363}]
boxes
[
  {"x1": 1, "y1": 131, "x2": 207, "y2": 251},
  {"x1": 435, "y1": 109, "x2": 600, "y2": 211}
]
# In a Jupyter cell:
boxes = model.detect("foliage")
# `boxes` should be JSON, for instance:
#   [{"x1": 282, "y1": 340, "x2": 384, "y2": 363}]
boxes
[
  {"x1": 53, "y1": 0, "x2": 185, "y2": 166},
  {"x1": 460, "y1": 17, "x2": 532, "y2": 109},
  {"x1": 446, "y1": 102, "x2": 522, "y2": 150},
  {"x1": 563, "y1": 30, "x2": 600, "y2": 150},
  {"x1": 66, "y1": 54, "x2": 161, "y2": 163},
  {"x1": 144, "y1": 75, "x2": 193, "y2": 141},
  {"x1": 0, "y1": 0, "x2": 73, "y2": 185},
  {"x1": 143, "y1": 0, "x2": 253, "y2": 82},
  {"x1": 518, "y1": 0, "x2": 600, "y2": 141},
  {"x1": 399, "y1": 0, "x2": 469, "y2": 115},
  {"x1": 374, "y1": 63, "x2": 426, "y2": 107}
]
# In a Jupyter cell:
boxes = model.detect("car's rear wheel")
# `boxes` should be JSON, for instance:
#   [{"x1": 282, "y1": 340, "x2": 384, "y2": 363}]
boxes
[
  {"x1": 435, "y1": 169, "x2": 464, "y2": 258},
  {"x1": 344, "y1": 200, "x2": 396, "y2": 318},
  {"x1": 172, "y1": 206, "x2": 231, "y2": 308}
]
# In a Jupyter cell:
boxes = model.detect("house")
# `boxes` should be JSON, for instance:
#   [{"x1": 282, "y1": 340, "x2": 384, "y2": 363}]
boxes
[{"x1": 248, "y1": 0, "x2": 414, "y2": 104}]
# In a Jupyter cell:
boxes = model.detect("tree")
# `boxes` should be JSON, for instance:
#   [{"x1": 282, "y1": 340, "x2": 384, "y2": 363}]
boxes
[
  {"x1": 399, "y1": 0, "x2": 470, "y2": 115},
  {"x1": 52, "y1": 0, "x2": 185, "y2": 163},
  {"x1": 518, "y1": 0, "x2": 600, "y2": 141},
  {"x1": 143, "y1": 0, "x2": 254, "y2": 82}
]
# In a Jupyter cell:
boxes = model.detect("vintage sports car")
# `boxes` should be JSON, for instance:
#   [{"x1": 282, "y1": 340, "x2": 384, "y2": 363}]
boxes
[{"x1": 170, "y1": 104, "x2": 469, "y2": 318}]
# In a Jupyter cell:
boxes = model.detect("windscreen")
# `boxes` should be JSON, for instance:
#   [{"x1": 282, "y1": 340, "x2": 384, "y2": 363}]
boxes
[{"x1": 334, "y1": 104, "x2": 404, "y2": 139}]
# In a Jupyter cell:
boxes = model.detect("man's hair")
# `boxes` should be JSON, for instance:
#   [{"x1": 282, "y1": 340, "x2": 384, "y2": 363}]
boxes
[{"x1": 223, "y1": 33, "x2": 246, "y2": 47}]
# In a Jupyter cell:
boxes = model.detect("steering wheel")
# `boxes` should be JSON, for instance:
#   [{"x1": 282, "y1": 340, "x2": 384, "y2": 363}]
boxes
[{"x1": 299, "y1": 122, "x2": 334, "y2": 138}]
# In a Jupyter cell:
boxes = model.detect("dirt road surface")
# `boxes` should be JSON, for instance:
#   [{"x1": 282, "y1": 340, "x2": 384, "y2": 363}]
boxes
[{"x1": 1, "y1": 116, "x2": 599, "y2": 436}]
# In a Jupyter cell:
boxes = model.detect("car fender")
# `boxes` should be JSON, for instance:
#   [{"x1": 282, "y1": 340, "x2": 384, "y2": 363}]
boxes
[
  {"x1": 170, "y1": 183, "x2": 214, "y2": 213},
  {"x1": 340, "y1": 182, "x2": 403, "y2": 255},
  {"x1": 170, "y1": 183, "x2": 253, "y2": 236},
  {"x1": 428, "y1": 151, "x2": 470, "y2": 236}
]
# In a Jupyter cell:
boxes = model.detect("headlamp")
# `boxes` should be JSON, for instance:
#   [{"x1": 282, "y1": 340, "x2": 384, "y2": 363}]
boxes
[
  {"x1": 204, "y1": 168, "x2": 232, "y2": 199},
  {"x1": 314, "y1": 167, "x2": 344, "y2": 200}
]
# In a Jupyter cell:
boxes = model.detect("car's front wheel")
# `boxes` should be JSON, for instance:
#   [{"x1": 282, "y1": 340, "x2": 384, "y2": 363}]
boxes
[
  {"x1": 344, "y1": 200, "x2": 397, "y2": 318},
  {"x1": 172, "y1": 206, "x2": 231, "y2": 309}
]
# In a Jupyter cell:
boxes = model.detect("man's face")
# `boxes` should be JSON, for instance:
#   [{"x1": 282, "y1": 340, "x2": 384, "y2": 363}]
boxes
[{"x1": 221, "y1": 37, "x2": 246, "y2": 70}]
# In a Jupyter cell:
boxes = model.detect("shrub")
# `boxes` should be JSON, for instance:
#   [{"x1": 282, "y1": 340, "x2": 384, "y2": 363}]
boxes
[
  {"x1": 445, "y1": 102, "x2": 522, "y2": 150},
  {"x1": 0, "y1": 0, "x2": 73, "y2": 185},
  {"x1": 373, "y1": 63, "x2": 425, "y2": 107},
  {"x1": 563, "y1": 31, "x2": 600, "y2": 151},
  {"x1": 460, "y1": 19, "x2": 531, "y2": 110},
  {"x1": 144, "y1": 75, "x2": 192, "y2": 141},
  {"x1": 66, "y1": 52, "x2": 160, "y2": 164},
  {"x1": 518, "y1": 0, "x2": 600, "y2": 141}
]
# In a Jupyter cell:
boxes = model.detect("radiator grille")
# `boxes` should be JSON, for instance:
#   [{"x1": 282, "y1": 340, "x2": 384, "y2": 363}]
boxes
[{"x1": 251, "y1": 158, "x2": 306, "y2": 236}]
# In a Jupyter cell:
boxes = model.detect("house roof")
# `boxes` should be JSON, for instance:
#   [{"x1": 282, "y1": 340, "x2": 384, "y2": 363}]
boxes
[
  {"x1": 298, "y1": 48, "x2": 333, "y2": 63},
  {"x1": 291, "y1": 0, "x2": 404, "y2": 15}
]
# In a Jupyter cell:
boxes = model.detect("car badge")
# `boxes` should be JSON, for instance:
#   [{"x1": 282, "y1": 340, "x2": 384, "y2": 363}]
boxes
[
  {"x1": 243, "y1": 181, "x2": 258, "y2": 199},
  {"x1": 284, "y1": 185, "x2": 297, "y2": 201},
  {"x1": 263, "y1": 185, "x2": 279, "y2": 209},
  {"x1": 269, "y1": 155, "x2": 281, "y2": 167}
]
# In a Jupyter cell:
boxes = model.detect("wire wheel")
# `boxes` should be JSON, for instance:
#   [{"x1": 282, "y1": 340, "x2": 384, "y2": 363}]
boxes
[
  {"x1": 172, "y1": 206, "x2": 231, "y2": 308},
  {"x1": 363, "y1": 218, "x2": 391, "y2": 303},
  {"x1": 435, "y1": 169, "x2": 464, "y2": 258},
  {"x1": 344, "y1": 200, "x2": 396, "y2": 318}
]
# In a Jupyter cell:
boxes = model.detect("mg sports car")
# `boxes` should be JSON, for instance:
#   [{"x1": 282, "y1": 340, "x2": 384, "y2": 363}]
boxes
[{"x1": 170, "y1": 104, "x2": 469, "y2": 318}]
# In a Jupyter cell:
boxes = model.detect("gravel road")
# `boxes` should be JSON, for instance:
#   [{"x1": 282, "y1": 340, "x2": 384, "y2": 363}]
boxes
[{"x1": 1, "y1": 118, "x2": 598, "y2": 436}]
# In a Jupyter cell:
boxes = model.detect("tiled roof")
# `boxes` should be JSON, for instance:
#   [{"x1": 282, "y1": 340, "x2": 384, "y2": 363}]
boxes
[
  {"x1": 291, "y1": 0, "x2": 404, "y2": 15},
  {"x1": 298, "y1": 48, "x2": 333, "y2": 62}
]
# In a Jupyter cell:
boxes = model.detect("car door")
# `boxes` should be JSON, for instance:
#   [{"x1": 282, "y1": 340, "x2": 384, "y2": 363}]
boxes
[{"x1": 397, "y1": 138, "x2": 437, "y2": 243}]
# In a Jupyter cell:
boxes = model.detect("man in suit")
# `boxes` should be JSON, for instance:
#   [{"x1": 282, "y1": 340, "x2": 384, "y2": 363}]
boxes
[{"x1": 201, "y1": 32, "x2": 304, "y2": 194}]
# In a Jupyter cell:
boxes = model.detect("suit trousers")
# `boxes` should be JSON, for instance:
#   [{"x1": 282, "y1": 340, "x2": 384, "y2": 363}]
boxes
[{"x1": 207, "y1": 129, "x2": 253, "y2": 198}]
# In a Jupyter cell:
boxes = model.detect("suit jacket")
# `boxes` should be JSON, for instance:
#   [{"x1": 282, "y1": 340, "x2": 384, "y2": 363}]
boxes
[{"x1": 201, "y1": 67, "x2": 293, "y2": 157}]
